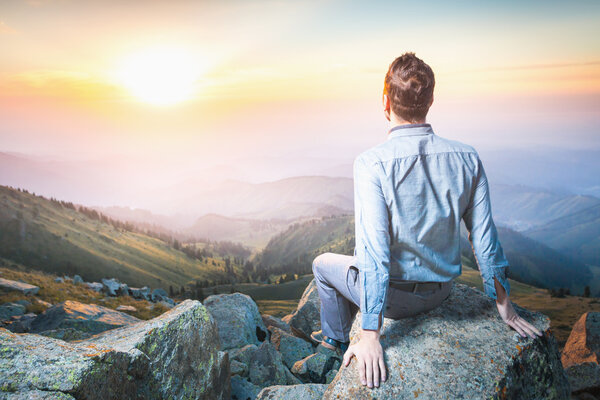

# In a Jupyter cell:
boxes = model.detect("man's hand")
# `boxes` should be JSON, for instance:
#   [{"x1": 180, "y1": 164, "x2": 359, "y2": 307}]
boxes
[
  {"x1": 342, "y1": 329, "x2": 386, "y2": 389},
  {"x1": 494, "y1": 277, "x2": 542, "y2": 338}
]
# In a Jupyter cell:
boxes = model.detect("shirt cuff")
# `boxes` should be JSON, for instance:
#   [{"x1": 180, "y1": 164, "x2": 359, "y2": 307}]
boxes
[
  {"x1": 483, "y1": 266, "x2": 510, "y2": 300},
  {"x1": 361, "y1": 312, "x2": 381, "y2": 330}
]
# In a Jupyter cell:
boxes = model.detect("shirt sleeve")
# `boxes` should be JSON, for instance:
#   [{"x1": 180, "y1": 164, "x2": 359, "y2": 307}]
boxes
[
  {"x1": 462, "y1": 155, "x2": 511, "y2": 300},
  {"x1": 353, "y1": 155, "x2": 391, "y2": 331}
]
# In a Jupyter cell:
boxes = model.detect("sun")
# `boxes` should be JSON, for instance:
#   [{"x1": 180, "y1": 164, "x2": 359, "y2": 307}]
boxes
[{"x1": 115, "y1": 46, "x2": 201, "y2": 106}]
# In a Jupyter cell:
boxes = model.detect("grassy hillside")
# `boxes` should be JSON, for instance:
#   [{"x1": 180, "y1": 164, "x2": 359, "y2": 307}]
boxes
[{"x1": 0, "y1": 185, "x2": 228, "y2": 290}]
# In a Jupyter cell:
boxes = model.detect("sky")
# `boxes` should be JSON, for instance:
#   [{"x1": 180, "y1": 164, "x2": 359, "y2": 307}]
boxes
[{"x1": 1, "y1": 0, "x2": 599, "y2": 175}]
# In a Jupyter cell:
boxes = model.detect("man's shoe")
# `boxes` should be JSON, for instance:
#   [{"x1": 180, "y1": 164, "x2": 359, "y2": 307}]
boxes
[{"x1": 311, "y1": 330, "x2": 349, "y2": 353}]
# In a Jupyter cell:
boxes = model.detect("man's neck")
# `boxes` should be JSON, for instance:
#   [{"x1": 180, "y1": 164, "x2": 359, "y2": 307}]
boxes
[{"x1": 389, "y1": 117, "x2": 426, "y2": 130}]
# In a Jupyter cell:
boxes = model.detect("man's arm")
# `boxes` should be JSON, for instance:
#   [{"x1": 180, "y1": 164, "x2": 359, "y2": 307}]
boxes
[
  {"x1": 463, "y1": 155, "x2": 541, "y2": 338},
  {"x1": 462, "y1": 156, "x2": 510, "y2": 299},
  {"x1": 343, "y1": 155, "x2": 390, "y2": 388},
  {"x1": 353, "y1": 155, "x2": 391, "y2": 330}
]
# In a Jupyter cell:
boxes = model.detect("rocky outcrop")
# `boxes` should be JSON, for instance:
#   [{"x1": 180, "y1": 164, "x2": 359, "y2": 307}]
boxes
[
  {"x1": 0, "y1": 277, "x2": 39, "y2": 295},
  {"x1": 204, "y1": 293, "x2": 268, "y2": 350},
  {"x1": 262, "y1": 314, "x2": 291, "y2": 334},
  {"x1": 29, "y1": 300, "x2": 140, "y2": 339},
  {"x1": 269, "y1": 326, "x2": 314, "y2": 369},
  {"x1": 323, "y1": 283, "x2": 570, "y2": 400},
  {"x1": 561, "y1": 312, "x2": 600, "y2": 395},
  {"x1": 0, "y1": 299, "x2": 230, "y2": 399},
  {"x1": 256, "y1": 383, "x2": 328, "y2": 400},
  {"x1": 231, "y1": 375, "x2": 262, "y2": 400},
  {"x1": 0, "y1": 302, "x2": 26, "y2": 320},
  {"x1": 282, "y1": 279, "x2": 320, "y2": 340},
  {"x1": 291, "y1": 345, "x2": 341, "y2": 384},
  {"x1": 248, "y1": 341, "x2": 298, "y2": 387}
]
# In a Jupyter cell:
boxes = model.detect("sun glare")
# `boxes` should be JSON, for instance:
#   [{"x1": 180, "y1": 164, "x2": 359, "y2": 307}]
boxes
[{"x1": 115, "y1": 46, "x2": 201, "y2": 106}]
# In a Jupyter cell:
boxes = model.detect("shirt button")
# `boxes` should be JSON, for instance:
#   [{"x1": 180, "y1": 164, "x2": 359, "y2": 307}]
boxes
[{"x1": 415, "y1": 257, "x2": 422, "y2": 266}]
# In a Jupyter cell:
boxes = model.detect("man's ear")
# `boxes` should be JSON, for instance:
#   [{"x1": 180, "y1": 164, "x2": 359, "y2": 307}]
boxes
[
  {"x1": 383, "y1": 94, "x2": 391, "y2": 122},
  {"x1": 429, "y1": 94, "x2": 434, "y2": 108}
]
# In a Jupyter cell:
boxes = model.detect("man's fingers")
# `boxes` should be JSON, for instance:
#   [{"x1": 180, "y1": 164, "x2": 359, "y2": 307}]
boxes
[
  {"x1": 379, "y1": 357, "x2": 387, "y2": 382},
  {"x1": 520, "y1": 318, "x2": 542, "y2": 337},
  {"x1": 373, "y1": 359, "x2": 380, "y2": 388},
  {"x1": 343, "y1": 348, "x2": 354, "y2": 367},
  {"x1": 358, "y1": 358, "x2": 366, "y2": 386},
  {"x1": 365, "y1": 359, "x2": 373, "y2": 388},
  {"x1": 507, "y1": 319, "x2": 526, "y2": 337},
  {"x1": 515, "y1": 318, "x2": 536, "y2": 338}
]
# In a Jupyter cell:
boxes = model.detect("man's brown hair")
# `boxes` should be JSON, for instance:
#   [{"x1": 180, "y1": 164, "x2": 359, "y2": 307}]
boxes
[{"x1": 384, "y1": 52, "x2": 435, "y2": 123}]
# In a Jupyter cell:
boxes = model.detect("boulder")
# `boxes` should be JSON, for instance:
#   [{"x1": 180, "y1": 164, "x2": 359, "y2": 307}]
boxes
[
  {"x1": 116, "y1": 283, "x2": 129, "y2": 296},
  {"x1": 256, "y1": 384, "x2": 328, "y2": 400},
  {"x1": 561, "y1": 312, "x2": 600, "y2": 394},
  {"x1": 269, "y1": 326, "x2": 314, "y2": 369},
  {"x1": 248, "y1": 341, "x2": 297, "y2": 388},
  {"x1": 54, "y1": 277, "x2": 64, "y2": 283},
  {"x1": 2, "y1": 312, "x2": 37, "y2": 333},
  {"x1": 230, "y1": 360, "x2": 248, "y2": 376},
  {"x1": 0, "y1": 277, "x2": 39, "y2": 295},
  {"x1": 231, "y1": 375, "x2": 262, "y2": 400},
  {"x1": 1, "y1": 389, "x2": 76, "y2": 399},
  {"x1": 101, "y1": 278, "x2": 120, "y2": 296},
  {"x1": 13, "y1": 299, "x2": 31, "y2": 307},
  {"x1": 85, "y1": 282, "x2": 103, "y2": 292},
  {"x1": 29, "y1": 300, "x2": 140, "y2": 338},
  {"x1": 116, "y1": 305, "x2": 137, "y2": 312},
  {"x1": 282, "y1": 279, "x2": 320, "y2": 340},
  {"x1": 73, "y1": 275, "x2": 83, "y2": 284},
  {"x1": 130, "y1": 286, "x2": 151, "y2": 300},
  {"x1": 262, "y1": 314, "x2": 291, "y2": 334},
  {"x1": 291, "y1": 346, "x2": 341, "y2": 384},
  {"x1": 228, "y1": 344, "x2": 259, "y2": 366},
  {"x1": 204, "y1": 293, "x2": 268, "y2": 350},
  {"x1": 151, "y1": 288, "x2": 168, "y2": 302},
  {"x1": 0, "y1": 299, "x2": 230, "y2": 399},
  {"x1": 0, "y1": 302, "x2": 26, "y2": 321},
  {"x1": 322, "y1": 283, "x2": 570, "y2": 399}
]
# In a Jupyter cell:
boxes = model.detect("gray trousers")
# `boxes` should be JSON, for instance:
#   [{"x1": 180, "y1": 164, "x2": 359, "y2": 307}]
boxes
[{"x1": 312, "y1": 252, "x2": 452, "y2": 342}]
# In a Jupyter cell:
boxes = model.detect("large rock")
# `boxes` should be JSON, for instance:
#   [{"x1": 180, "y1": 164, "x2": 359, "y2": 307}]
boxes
[
  {"x1": 269, "y1": 326, "x2": 314, "y2": 369},
  {"x1": 282, "y1": 279, "x2": 320, "y2": 340},
  {"x1": 291, "y1": 346, "x2": 341, "y2": 384},
  {"x1": 72, "y1": 275, "x2": 83, "y2": 284},
  {"x1": 85, "y1": 282, "x2": 103, "y2": 292},
  {"x1": 29, "y1": 300, "x2": 141, "y2": 338},
  {"x1": 248, "y1": 341, "x2": 297, "y2": 388},
  {"x1": 0, "y1": 299, "x2": 230, "y2": 399},
  {"x1": 231, "y1": 375, "x2": 261, "y2": 400},
  {"x1": 0, "y1": 302, "x2": 26, "y2": 321},
  {"x1": 323, "y1": 283, "x2": 570, "y2": 400},
  {"x1": 561, "y1": 312, "x2": 600, "y2": 394},
  {"x1": 256, "y1": 384, "x2": 328, "y2": 400},
  {"x1": 262, "y1": 314, "x2": 291, "y2": 334},
  {"x1": 101, "y1": 278, "x2": 120, "y2": 296},
  {"x1": 0, "y1": 277, "x2": 39, "y2": 295},
  {"x1": 151, "y1": 288, "x2": 168, "y2": 302},
  {"x1": 204, "y1": 293, "x2": 268, "y2": 350},
  {"x1": 130, "y1": 286, "x2": 151, "y2": 300}
]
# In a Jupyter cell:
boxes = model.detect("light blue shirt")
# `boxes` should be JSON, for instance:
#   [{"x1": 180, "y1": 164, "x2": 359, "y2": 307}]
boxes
[{"x1": 353, "y1": 123, "x2": 510, "y2": 330}]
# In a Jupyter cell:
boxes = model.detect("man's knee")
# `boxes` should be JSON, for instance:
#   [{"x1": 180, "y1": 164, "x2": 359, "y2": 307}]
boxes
[{"x1": 312, "y1": 253, "x2": 329, "y2": 280}]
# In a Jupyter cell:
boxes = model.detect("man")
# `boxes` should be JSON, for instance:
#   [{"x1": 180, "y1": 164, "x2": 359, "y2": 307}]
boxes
[{"x1": 310, "y1": 52, "x2": 541, "y2": 390}]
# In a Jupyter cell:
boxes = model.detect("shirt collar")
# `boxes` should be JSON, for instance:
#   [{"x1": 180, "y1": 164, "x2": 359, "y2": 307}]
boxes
[{"x1": 387, "y1": 123, "x2": 434, "y2": 140}]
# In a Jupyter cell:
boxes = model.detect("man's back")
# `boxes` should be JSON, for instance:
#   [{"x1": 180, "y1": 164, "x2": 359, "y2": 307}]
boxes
[{"x1": 353, "y1": 123, "x2": 510, "y2": 298}]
